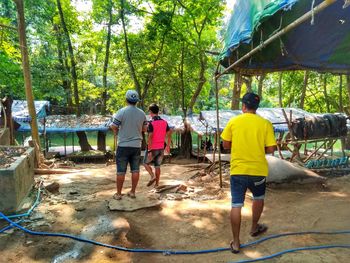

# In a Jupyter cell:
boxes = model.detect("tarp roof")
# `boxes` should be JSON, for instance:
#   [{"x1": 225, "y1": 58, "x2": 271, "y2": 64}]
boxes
[
  {"x1": 16, "y1": 114, "x2": 185, "y2": 133},
  {"x1": 17, "y1": 115, "x2": 110, "y2": 133},
  {"x1": 191, "y1": 108, "x2": 315, "y2": 135},
  {"x1": 220, "y1": 0, "x2": 350, "y2": 75},
  {"x1": 12, "y1": 100, "x2": 50, "y2": 122}
]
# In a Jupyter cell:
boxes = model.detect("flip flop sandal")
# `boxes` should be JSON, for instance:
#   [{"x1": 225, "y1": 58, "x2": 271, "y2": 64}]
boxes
[
  {"x1": 147, "y1": 178, "x2": 156, "y2": 187},
  {"x1": 250, "y1": 223, "x2": 268, "y2": 237},
  {"x1": 230, "y1": 240, "x2": 240, "y2": 254},
  {"x1": 127, "y1": 192, "x2": 136, "y2": 199},
  {"x1": 113, "y1": 193, "x2": 122, "y2": 200}
]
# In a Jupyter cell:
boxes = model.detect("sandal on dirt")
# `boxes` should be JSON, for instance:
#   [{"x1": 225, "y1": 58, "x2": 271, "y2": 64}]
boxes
[
  {"x1": 147, "y1": 178, "x2": 156, "y2": 187},
  {"x1": 113, "y1": 193, "x2": 122, "y2": 200},
  {"x1": 229, "y1": 240, "x2": 240, "y2": 254},
  {"x1": 250, "y1": 224, "x2": 268, "y2": 237},
  {"x1": 127, "y1": 192, "x2": 136, "y2": 199}
]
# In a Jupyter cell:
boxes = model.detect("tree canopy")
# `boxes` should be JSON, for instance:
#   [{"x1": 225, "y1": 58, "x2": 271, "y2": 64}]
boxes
[{"x1": 1, "y1": 0, "x2": 350, "y2": 116}]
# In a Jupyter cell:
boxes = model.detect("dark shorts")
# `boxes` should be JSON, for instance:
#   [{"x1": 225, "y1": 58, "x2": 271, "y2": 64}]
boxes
[
  {"x1": 143, "y1": 149, "x2": 164, "y2": 168},
  {"x1": 230, "y1": 175, "x2": 266, "y2": 208},
  {"x1": 116, "y1": 147, "x2": 141, "y2": 175}
]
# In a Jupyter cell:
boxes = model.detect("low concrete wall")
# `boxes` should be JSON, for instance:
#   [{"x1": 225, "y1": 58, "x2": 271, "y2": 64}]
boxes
[
  {"x1": 0, "y1": 128, "x2": 10, "y2": 145},
  {"x1": 0, "y1": 147, "x2": 35, "y2": 213}
]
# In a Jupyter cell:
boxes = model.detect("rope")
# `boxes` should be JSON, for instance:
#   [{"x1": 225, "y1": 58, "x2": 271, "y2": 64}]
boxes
[{"x1": 311, "y1": 0, "x2": 316, "y2": 25}]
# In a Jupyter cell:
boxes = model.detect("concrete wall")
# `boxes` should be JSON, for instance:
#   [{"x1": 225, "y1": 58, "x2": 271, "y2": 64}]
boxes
[
  {"x1": 0, "y1": 147, "x2": 35, "y2": 213},
  {"x1": 0, "y1": 128, "x2": 10, "y2": 145}
]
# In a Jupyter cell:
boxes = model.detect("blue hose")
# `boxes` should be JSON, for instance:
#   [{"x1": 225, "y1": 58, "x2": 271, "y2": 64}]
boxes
[
  {"x1": 1, "y1": 181, "x2": 43, "y2": 220},
  {"x1": 230, "y1": 244, "x2": 350, "y2": 263},
  {"x1": 1, "y1": 211, "x2": 350, "y2": 257}
]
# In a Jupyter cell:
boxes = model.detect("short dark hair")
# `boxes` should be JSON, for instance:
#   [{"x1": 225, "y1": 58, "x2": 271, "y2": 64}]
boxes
[
  {"x1": 149, "y1": 103, "x2": 159, "y2": 114},
  {"x1": 241, "y1": 92, "x2": 260, "y2": 110}
]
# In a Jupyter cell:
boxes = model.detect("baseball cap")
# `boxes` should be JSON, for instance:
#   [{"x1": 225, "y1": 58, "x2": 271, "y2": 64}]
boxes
[
  {"x1": 125, "y1": 90, "x2": 140, "y2": 103},
  {"x1": 241, "y1": 92, "x2": 260, "y2": 108}
]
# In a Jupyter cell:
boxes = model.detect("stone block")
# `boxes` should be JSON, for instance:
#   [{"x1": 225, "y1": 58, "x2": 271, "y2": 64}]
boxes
[{"x1": 0, "y1": 146, "x2": 35, "y2": 213}]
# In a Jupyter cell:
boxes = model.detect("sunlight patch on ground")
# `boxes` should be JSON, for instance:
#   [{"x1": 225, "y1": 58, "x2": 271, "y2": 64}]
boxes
[
  {"x1": 160, "y1": 200, "x2": 230, "y2": 221},
  {"x1": 320, "y1": 192, "x2": 348, "y2": 198},
  {"x1": 244, "y1": 250, "x2": 264, "y2": 259},
  {"x1": 192, "y1": 218, "x2": 216, "y2": 231}
]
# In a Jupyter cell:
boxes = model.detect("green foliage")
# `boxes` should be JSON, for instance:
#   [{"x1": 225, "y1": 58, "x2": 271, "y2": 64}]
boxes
[{"x1": 3, "y1": 0, "x2": 350, "y2": 118}]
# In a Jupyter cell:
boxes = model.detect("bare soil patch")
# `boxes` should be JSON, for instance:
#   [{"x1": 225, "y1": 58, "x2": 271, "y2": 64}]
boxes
[{"x1": 0, "y1": 158, "x2": 349, "y2": 262}]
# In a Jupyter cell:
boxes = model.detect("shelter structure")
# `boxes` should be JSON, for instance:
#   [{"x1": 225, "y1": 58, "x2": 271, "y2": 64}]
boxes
[
  {"x1": 212, "y1": 0, "x2": 350, "y2": 186},
  {"x1": 219, "y1": 0, "x2": 350, "y2": 75},
  {"x1": 191, "y1": 108, "x2": 349, "y2": 164}
]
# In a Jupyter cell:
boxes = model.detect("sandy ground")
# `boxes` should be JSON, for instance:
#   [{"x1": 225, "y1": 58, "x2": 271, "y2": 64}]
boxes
[{"x1": 1, "y1": 158, "x2": 350, "y2": 263}]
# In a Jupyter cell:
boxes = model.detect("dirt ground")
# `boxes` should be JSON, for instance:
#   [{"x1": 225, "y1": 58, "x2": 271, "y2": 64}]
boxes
[{"x1": 1, "y1": 158, "x2": 350, "y2": 263}]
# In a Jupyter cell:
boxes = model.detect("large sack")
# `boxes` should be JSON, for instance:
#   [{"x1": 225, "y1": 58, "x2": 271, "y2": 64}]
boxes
[{"x1": 267, "y1": 155, "x2": 326, "y2": 184}]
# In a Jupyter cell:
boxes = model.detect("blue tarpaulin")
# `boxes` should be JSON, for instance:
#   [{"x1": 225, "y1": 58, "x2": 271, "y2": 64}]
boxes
[{"x1": 220, "y1": 0, "x2": 350, "y2": 74}]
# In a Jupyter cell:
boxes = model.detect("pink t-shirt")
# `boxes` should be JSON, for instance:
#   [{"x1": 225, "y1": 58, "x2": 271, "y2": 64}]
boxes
[{"x1": 148, "y1": 116, "x2": 170, "y2": 150}]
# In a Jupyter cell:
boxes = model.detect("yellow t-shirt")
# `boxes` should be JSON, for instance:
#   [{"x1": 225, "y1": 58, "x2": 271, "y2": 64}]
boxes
[{"x1": 221, "y1": 113, "x2": 276, "y2": 176}]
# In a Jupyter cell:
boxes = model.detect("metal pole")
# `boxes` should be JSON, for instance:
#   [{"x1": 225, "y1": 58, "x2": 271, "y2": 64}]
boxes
[
  {"x1": 215, "y1": 68, "x2": 223, "y2": 188},
  {"x1": 216, "y1": 0, "x2": 337, "y2": 79}
]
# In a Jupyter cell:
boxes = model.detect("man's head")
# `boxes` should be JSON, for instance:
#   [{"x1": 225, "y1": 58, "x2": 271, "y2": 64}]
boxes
[
  {"x1": 148, "y1": 103, "x2": 159, "y2": 116},
  {"x1": 126, "y1": 90, "x2": 140, "y2": 105},
  {"x1": 241, "y1": 92, "x2": 260, "y2": 112}
]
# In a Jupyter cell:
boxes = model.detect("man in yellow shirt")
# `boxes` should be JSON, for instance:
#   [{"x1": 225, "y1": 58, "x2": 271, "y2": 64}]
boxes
[{"x1": 221, "y1": 92, "x2": 276, "y2": 254}]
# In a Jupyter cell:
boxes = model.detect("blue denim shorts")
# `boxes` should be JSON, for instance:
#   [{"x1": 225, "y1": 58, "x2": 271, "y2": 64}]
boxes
[
  {"x1": 143, "y1": 149, "x2": 164, "y2": 168},
  {"x1": 230, "y1": 175, "x2": 266, "y2": 208},
  {"x1": 116, "y1": 147, "x2": 141, "y2": 175}
]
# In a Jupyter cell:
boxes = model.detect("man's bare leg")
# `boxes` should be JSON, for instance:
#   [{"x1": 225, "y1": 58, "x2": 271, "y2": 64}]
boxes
[
  {"x1": 155, "y1": 167, "x2": 161, "y2": 186},
  {"x1": 230, "y1": 207, "x2": 241, "y2": 251},
  {"x1": 130, "y1": 171, "x2": 140, "y2": 195},
  {"x1": 251, "y1": 199, "x2": 264, "y2": 233},
  {"x1": 143, "y1": 163, "x2": 155, "y2": 179},
  {"x1": 116, "y1": 174, "x2": 125, "y2": 195}
]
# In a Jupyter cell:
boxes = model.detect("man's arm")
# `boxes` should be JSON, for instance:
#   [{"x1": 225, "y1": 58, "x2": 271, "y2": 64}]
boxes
[
  {"x1": 265, "y1": 145, "x2": 276, "y2": 154},
  {"x1": 110, "y1": 124, "x2": 119, "y2": 135},
  {"x1": 147, "y1": 132, "x2": 153, "y2": 150},
  {"x1": 165, "y1": 129, "x2": 172, "y2": 154},
  {"x1": 222, "y1": 140, "x2": 231, "y2": 150}
]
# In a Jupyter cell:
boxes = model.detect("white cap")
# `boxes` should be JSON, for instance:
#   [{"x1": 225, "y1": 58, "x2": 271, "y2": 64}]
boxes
[{"x1": 125, "y1": 90, "x2": 140, "y2": 103}]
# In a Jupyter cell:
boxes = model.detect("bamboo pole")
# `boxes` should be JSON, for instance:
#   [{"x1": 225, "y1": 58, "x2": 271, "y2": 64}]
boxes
[
  {"x1": 13, "y1": 0, "x2": 41, "y2": 160},
  {"x1": 216, "y1": 0, "x2": 337, "y2": 79}
]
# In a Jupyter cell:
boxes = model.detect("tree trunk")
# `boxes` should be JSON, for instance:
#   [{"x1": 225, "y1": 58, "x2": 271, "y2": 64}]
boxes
[
  {"x1": 257, "y1": 74, "x2": 265, "y2": 99},
  {"x1": 1, "y1": 97, "x2": 14, "y2": 144},
  {"x1": 179, "y1": 122, "x2": 192, "y2": 158},
  {"x1": 300, "y1": 71, "x2": 309, "y2": 109},
  {"x1": 179, "y1": 42, "x2": 186, "y2": 116},
  {"x1": 231, "y1": 73, "x2": 242, "y2": 110},
  {"x1": 322, "y1": 74, "x2": 330, "y2": 112},
  {"x1": 187, "y1": 52, "x2": 207, "y2": 113},
  {"x1": 102, "y1": 0, "x2": 113, "y2": 116},
  {"x1": 242, "y1": 76, "x2": 252, "y2": 92},
  {"x1": 14, "y1": 0, "x2": 41, "y2": 154},
  {"x1": 120, "y1": 0, "x2": 141, "y2": 96},
  {"x1": 97, "y1": 131, "x2": 106, "y2": 151},
  {"x1": 57, "y1": 0, "x2": 80, "y2": 116},
  {"x1": 76, "y1": 131, "x2": 93, "y2": 151},
  {"x1": 339, "y1": 75, "x2": 343, "y2": 112},
  {"x1": 278, "y1": 72, "x2": 283, "y2": 107},
  {"x1": 54, "y1": 23, "x2": 73, "y2": 112}
]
